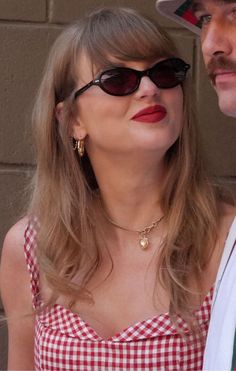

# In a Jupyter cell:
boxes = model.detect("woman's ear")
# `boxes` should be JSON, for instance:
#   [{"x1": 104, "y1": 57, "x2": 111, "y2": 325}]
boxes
[
  {"x1": 55, "y1": 102, "x2": 65, "y2": 125},
  {"x1": 70, "y1": 109, "x2": 87, "y2": 140},
  {"x1": 55, "y1": 101, "x2": 87, "y2": 140},
  {"x1": 71, "y1": 119, "x2": 87, "y2": 141}
]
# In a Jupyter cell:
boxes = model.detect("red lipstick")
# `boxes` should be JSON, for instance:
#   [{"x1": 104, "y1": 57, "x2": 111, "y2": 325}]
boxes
[{"x1": 131, "y1": 105, "x2": 167, "y2": 123}]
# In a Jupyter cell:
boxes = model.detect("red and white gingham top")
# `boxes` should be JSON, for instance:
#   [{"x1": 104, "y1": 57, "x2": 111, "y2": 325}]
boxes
[{"x1": 24, "y1": 220, "x2": 212, "y2": 371}]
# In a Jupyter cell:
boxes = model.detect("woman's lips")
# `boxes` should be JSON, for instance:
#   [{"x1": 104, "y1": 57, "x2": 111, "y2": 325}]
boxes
[{"x1": 131, "y1": 105, "x2": 167, "y2": 123}]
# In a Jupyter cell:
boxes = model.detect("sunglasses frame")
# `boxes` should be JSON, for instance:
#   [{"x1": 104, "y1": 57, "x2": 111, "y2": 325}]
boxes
[{"x1": 74, "y1": 57, "x2": 190, "y2": 99}]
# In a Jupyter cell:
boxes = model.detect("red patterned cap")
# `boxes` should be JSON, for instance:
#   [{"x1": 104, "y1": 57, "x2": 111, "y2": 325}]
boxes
[{"x1": 156, "y1": 0, "x2": 201, "y2": 35}]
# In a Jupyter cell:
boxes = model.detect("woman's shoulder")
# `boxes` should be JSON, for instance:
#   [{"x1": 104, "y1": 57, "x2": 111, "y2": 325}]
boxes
[
  {"x1": 1, "y1": 217, "x2": 31, "y2": 283},
  {"x1": 2, "y1": 217, "x2": 29, "y2": 255},
  {"x1": 7, "y1": 216, "x2": 29, "y2": 235},
  {"x1": 0, "y1": 217, "x2": 33, "y2": 315}
]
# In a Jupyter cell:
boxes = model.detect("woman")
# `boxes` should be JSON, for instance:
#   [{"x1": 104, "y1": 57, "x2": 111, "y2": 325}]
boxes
[{"x1": 0, "y1": 7, "x2": 235, "y2": 371}]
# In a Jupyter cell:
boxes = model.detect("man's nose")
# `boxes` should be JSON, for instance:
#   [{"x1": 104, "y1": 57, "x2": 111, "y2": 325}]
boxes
[{"x1": 201, "y1": 20, "x2": 233, "y2": 59}]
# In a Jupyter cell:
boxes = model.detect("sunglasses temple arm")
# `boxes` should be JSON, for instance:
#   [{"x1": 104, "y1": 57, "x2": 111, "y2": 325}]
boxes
[{"x1": 74, "y1": 81, "x2": 96, "y2": 100}]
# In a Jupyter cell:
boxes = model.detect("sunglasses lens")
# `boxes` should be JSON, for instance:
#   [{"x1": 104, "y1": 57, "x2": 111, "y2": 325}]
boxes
[
  {"x1": 151, "y1": 59, "x2": 188, "y2": 89},
  {"x1": 100, "y1": 69, "x2": 138, "y2": 96}
]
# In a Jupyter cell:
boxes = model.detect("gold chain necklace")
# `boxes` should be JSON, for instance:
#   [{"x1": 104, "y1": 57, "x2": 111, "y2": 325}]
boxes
[{"x1": 102, "y1": 212, "x2": 164, "y2": 250}]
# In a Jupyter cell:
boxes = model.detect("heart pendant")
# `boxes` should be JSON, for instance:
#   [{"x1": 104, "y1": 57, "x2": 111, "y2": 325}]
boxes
[{"x1": 139, "y1": 237, "x2": 149, "y2": 250}]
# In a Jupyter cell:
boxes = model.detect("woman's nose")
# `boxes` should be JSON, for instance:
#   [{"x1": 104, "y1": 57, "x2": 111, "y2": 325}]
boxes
[{"x1": 134, "y1": 76, "x2": 161, "y2": 99}]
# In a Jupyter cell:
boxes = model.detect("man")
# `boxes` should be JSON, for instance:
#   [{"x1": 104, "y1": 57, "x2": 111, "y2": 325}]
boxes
[
  {"x1": 157, "y1": 0, "x2": 236, "y2": 118},
  {"x1": 156, "y1": 1, "x2": 236, "y2": 370}
]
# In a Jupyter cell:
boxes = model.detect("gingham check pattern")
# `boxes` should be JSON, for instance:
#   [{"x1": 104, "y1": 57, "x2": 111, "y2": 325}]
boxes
[{"x1": 24, "y1": 220, "x2": 212, "y2": 370}]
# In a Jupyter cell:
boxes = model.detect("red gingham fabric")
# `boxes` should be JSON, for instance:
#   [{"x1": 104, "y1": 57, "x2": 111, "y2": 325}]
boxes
[{"x1": 24, "y1": 219, "x2": 212, "y2": 371}]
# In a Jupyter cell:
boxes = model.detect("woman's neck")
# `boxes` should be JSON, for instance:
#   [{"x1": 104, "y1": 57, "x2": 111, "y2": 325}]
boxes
[
  {"x1": 95, "y1": 173, "x2": 165, "y2": 240},
  {"x1": 92, "y1": 151, "x2": 166, "y2": 221}
]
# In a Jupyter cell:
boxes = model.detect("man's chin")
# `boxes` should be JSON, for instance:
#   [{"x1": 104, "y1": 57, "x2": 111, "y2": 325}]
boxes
[
  {"x1": 214, "y1": 88, "x2": 236, "y2": 118},
  {"x1": 218, "y1": 99, "x2": 236, "y2": 118}
]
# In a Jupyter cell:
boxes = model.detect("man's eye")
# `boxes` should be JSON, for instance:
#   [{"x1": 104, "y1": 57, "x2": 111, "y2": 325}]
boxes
[
  {"x1": 199, "y1": 14, "x2": 212, "y2": 26},
  {"x1": 230, "y1": 7, "x2": 236, "y2": 18}
]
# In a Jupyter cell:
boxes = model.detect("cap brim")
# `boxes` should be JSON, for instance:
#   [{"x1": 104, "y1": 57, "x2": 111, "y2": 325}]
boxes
[{"x1": 156, "y1": 0, "x2": 201, "y2": 36}]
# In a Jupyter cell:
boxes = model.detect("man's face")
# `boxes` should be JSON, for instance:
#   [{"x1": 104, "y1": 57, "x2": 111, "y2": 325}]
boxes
[{"x1": 193, "y1": 0, "x2": 236, "y2": 117}]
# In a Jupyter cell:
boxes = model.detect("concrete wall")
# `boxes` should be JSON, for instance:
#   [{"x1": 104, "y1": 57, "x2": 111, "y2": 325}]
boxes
[{"x1": 0, "y1": 1, "x2": 235, "y2": 369}]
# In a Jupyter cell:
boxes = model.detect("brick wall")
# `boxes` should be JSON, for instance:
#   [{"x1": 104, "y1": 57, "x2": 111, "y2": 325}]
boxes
[{"x1": 0, "y1": 1, "x2": 235, "y2": 369}]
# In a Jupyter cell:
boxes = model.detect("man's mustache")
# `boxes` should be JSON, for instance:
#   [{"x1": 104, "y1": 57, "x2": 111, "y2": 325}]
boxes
[{"x1": 207, "y1": 56, "x2": 236, "y2": 83}]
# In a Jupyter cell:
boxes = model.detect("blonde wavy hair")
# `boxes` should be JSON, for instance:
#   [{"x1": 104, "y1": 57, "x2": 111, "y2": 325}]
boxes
[{"x1": 29, "y1": 7, "x2": 218, "y2": 325}]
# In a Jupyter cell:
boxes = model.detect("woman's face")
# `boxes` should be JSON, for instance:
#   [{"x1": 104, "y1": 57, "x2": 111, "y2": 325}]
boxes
[{"x1": 72, "y1": 54, "x2": 184, "y2": 161}]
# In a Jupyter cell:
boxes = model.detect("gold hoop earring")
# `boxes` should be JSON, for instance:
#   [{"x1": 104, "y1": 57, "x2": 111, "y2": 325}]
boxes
[
  {"x1": 73, "y1": 139, "x2": 85, "y2": 157},
  {"x1": 78, "y1": 139, "x2": 85, "y2": 157}
]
